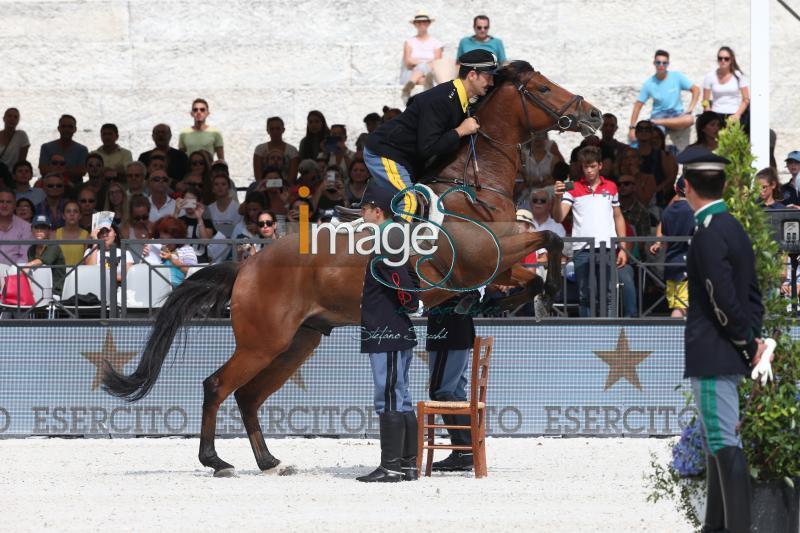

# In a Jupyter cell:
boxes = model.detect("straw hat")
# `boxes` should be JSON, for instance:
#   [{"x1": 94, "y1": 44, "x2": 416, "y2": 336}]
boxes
[
  {"x1": 515, "y1": 209, "x2": 535, "y2": 227},
  {"x1": 410, "y1": 10, "x2": 434, "y2": 23}
]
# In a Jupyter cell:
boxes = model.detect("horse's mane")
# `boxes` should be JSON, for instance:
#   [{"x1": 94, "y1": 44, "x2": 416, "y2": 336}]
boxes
[{"x1": 473, "y1": 60, "x2": 535, "y2": 112}]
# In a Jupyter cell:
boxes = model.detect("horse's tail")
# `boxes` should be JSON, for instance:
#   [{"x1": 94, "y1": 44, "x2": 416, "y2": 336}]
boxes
[{"x1": 102, "y1": 261, "x2": 241, "y2": 401}]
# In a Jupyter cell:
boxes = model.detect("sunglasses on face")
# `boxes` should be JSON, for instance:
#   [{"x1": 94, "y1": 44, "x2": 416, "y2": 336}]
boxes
[
  {"x1": 46, "y1": 183, "x2": 64, "y2": 189},
  {"x1": 717, "y1": 56, "x2": 731, "y2": 62},
  {"x1": 133, "y1": 215, "x2": 149, "y2": 222},
  {"x1": 98, "y1": 228, "x2": 111, "y2": 237},
  {"x1": 50, "y1": 161, "x2": 66, "y2": 166},
  {"x1": 530, "y1": 198, "x2": 548, "y2": 204},
  {"x1": 654, "y1": 61, "x2": 669, "y2": 66},
  {"x1": 257, "y1": 220, "x2": 275, "y2": 228},
  {"x1": 192, "y1": 108, "x2": 207, "y2": 113},
  {"x1": 191, "y1": 160, "x2": 205, "y2": 166}
]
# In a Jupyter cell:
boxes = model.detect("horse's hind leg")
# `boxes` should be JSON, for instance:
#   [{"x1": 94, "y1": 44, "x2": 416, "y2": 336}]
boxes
[
  {"x1": 234, "y1": 326, "x2": 323, "y2": 471},
  {"x1": 199, "y1": 348, "x2": 276, "y2": 477}
]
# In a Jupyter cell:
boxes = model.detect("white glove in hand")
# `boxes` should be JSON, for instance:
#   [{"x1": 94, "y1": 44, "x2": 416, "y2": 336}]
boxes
[{"x1": 751, "y1": 338, "x2": 776, "y2": 386}]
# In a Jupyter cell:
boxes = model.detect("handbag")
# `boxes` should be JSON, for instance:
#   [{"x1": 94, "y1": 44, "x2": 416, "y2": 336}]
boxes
[{"x1": 1, "y1": 266, "x2": 35, "y2": 306}]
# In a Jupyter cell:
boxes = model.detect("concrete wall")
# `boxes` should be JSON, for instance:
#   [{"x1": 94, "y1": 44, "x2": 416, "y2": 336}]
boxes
[{"x1": 1, "y1": 0, "x2": 797, "y2": 184}]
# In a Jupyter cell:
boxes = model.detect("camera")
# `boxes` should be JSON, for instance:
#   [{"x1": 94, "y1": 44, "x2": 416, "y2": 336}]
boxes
[
  {"x1": 325, "y1": 170, "x2": 337, "y2": 187},
  {"x1": 265, "y1": 178, "x2": 283, "y2": 189},
  {"x1": 183, "y1": 198, "x2": 197, "y2": 209}
]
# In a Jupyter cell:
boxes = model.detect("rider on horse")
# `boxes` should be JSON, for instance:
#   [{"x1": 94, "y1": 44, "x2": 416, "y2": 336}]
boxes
[{"x1": 363, "y1": 49, "x2": 498, "y2": 221}]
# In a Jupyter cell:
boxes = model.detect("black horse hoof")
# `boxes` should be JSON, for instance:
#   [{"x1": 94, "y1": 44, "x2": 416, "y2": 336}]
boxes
[
  {"x1": 213, "y1": 467, "x2": 237, "y2": 478},
  {"x1": 258, "y1": 457, "x2": 281, "y2": 472}
]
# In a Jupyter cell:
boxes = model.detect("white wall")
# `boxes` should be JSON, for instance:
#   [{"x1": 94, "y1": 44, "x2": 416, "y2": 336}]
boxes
[{"x1": 1, "y1": 0, "x2": 797, "y2": 184}]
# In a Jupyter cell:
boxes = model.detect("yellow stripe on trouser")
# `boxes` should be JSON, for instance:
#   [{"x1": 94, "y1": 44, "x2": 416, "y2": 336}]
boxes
[{"x1": 381, "y1": 157, "x2": 417, "y2": 222}]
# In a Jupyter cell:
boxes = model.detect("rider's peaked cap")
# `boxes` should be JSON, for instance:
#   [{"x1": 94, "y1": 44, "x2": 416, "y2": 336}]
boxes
[
  {"x1": 458, "y1": 49, "x2": 498, "y2": 73},
  {"x1": 677, "y1": 146, "x2": 730, "y2": 172},
  {"x1": 360, "y1": 184, "x2": 396, "y2": 214}
]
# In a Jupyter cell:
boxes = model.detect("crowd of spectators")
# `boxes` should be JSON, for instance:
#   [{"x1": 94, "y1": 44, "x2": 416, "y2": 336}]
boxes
[{"x1": 0, "y1": 13, "x2": 794, "y2": 316}]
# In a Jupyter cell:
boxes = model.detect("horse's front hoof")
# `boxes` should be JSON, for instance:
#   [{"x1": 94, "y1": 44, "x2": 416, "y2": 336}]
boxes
[
  {"x1": 258, "y1": 456, "x2": 281, "y2": 472},
  {"x1": 213, "y1": 467, "x2": 237, "y2": 478}
]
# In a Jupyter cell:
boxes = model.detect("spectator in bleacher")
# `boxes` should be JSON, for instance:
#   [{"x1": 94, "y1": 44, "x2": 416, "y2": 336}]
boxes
[
  {"x1": 120, "y1": 194, "x2": 152, "y2": 241},
  {"x1": 123, "y1": 161, "x2": 147, "y2": 196},
  {"x1": 345, "y1": 158, "x2": 370, "y2": 205},
  {"x1": 702, "y1": 46, "x2": 749, "y2": 126},
  {"x1": 206, "y1": 160, "x2": 231, "y2": 204},
  {"x1": 41, "y1": 153, "x2": 69, "y2": 189},
  {"x1": 650, "y1": 177, "x2": 694, "y2": 317},
  {"x1": 237, "y1": 210, "x2": 279, "y2": 261},
  {"x1": 248, "y1": 165, "x2": 282, "y2": 194},
  {"x1": 24, "y1": 214, "x2": 65, "y2": 293},
  {"x1": 456, "y1": 15, "x2": 506, "y2": 63},
  {"x1": 756, "y1": 167, "x2": 784, "y2": 210},
  {"x1": 38, "y1": 114, "x2": 88, "y2": 187},
  {"x1": 181, "y1": 150, "x2": 212, "y2": 199},
  {"x1": 293, "y1": 159, "x2": 322, "y2": 200},
  {"x1": 232, "y1": 192, "x2": 265, "y2": 242},
  {"x1": 12, "y1": 161, "x2": 44, "y2": 206},
  {"x1": 287, "y1": 197, "x2": 313, "y2": 229},
  {"x1": 253, "y1": 116, "x2": 299, "y2": 184},
  {"x1": 356, "y1": 113, "x2": 382, "y2": 153},
  {"x1": 103, "y1": 181, "x2": 129, "y2": 226},
  {"x1": 553, "y1": 146, "x2": 626, "y2": 317},
  {"x1": 599, "y1": 113, "x2": 629, "y2": 173},
  {"x1": 687, "y1": 111, "x2": 721, "y2": 153},
  {"x1": 298, "y1": 110, "x2": 330, "y2": 162},
  {"x1": 179, "y1": 98, "x2": 224, "y2": 160},
  {"x1": 401, "y1": 10, "x2": 443, "y2": 102},
  {"x1": 94, "y1": 123, "x2": 132, "y2": 175},
  {"x1": 83, "y1": 222, "x2": 134, "y2": 282},
  {"x1": 152, "y1": 216, "x2": 197, "y2": 286},
  {"x1": 145, "y1": 152, "x2": 167, "y2": 175},
  {"x1": 84, "y1": 153, "x2": 109, "y2": 207},
  {"x1": 208, "y1": 173, "x2": 241, "y2": 237},
  {"x1": 633, "y1": 120, "x2": 677, "y2": 206},
  {"x1": 103, "y1": 166, "x2": 120, "y2": 185},
  {"x1": 521, "y1": 132, "x2": 563, "y2": 188},
  {"x1": 34, "y1": 173, "x2": 68, "y2": 229},
  {"x1": 314, "y1": 165, "x2": 347, "y2": 212},
  {"x1": 54, "y1": 200, "x2": 88, "y2": 265},
  {"x1": 322, "y1": 124, "x2": 356, "y2": 179},
  {"x1": 382, "y1": 106, "x2": 402, "y2": 123},
  {"x1": 780, "y1": 151, "x2": 800, "y2": 206},
  {"x1": 147, "y1": 169, "x2": 176, "y2": 223},
  {"x1": 0, "y1": 188, "x2": 32, "y2": 265},
  {"x1": 77, "y1": 187, "x2": 98, "y2": 230},
  {"x1": 520, "y1": 191, "x2": 567, "y2": 281},
  {"x1": 628, "y1": 50, "x2": 699, "y2": 151},
  {"x1": 15, "y1": 198, "x2": 34, "y2": 223},
  {"x1": 0, "y1": 108, "x2": 30, "y2": 181},
  {"x1": 138, "y1": 124, "x2": 190, "y2": 183},
  {"x1": 618, "y1": 174, "x2": 651, "y2": 259},
  {"x1": 175, "y1": 187, "x2": 215, "y2": 263}
]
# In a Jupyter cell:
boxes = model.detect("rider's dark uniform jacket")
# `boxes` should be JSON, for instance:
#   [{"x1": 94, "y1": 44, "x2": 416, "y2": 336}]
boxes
[
  {"x1": 425, "y1": 295, "x2": 476, "y2": 351},
  {"x1": 364, "y1": 79, "x2": 469, "y2": 177},
  {"x1": 360, "y1": 225, "x2": 420, "y2": 353},
  {"x1": 684, "y1": 201, "x2": 763, "y2": 378}
]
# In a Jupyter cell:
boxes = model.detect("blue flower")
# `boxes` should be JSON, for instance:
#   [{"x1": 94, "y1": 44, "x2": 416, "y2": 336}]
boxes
[{"x1": 671, "y1": 420, "x2": 706, "y2": 477}]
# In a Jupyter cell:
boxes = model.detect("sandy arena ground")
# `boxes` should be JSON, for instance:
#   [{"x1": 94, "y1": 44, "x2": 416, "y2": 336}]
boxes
[{"x1": 0, "y1": 436, "x2": 692, "y2": 532}]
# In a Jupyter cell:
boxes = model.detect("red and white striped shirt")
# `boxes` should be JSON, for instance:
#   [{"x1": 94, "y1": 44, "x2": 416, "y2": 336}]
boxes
[{"x1": 562, "y1": 176, "x2": 619, "y2": 250}]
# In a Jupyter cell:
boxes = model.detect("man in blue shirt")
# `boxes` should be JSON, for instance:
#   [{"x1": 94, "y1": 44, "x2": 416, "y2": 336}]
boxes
[
  {"x1": 456, "y1": 15, "x2": 506, "y2": 63},
  {"x1": 628, "y1": 50, "x2": 699, "y2": 151}
]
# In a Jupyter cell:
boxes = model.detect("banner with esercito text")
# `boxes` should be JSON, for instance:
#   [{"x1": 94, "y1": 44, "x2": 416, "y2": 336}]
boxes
[{"x1": 0, "y1": 322, "x2": 696, "y2": 437}]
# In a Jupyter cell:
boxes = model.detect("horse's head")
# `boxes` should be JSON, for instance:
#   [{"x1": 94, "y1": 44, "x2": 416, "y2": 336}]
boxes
[{"x1": 491, "y1": 61, "x2": 602, "y2": 137}]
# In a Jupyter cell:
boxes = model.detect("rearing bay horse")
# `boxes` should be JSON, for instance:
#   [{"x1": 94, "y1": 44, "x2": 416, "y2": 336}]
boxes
[{"x1": 103, "y1": 61, "x2": 602, "y2": 476}]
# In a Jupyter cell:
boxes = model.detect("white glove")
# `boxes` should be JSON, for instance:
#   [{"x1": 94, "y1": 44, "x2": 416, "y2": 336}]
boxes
[{"x1": 751, "y1": 338, "x2": 776, "y2": 386}]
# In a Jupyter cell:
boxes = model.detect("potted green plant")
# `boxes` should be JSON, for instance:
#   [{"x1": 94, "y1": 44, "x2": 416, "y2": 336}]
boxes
[{"x1": 647, "y1": 123, "x2": 800, "y2": 532}]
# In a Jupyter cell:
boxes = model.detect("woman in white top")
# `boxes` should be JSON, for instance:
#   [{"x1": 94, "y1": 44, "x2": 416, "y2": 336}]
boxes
[
  {"x1": 400, "y1": 11, "x2": 443, "y2": 100},
  {"x1": 702, "y1": 46, "x2": 750, "y2": 123},
  {"x1": 0, "y1": 107, "x2": 30, "y2": 172},
  {"x1": 207, "y1": 175, "x2": 241, "y2": 237},
  {"x1": 83, "y1": 224, "x2": 135, "y2": 283},
  {"x1": 521, "y1": 132, "x2": 564, "y2": 187}
]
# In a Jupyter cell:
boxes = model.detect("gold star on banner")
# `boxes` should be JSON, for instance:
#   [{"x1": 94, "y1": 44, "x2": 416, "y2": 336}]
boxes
[
  {"x1": 81, "y1": 330, "x2": 139, "y2": 390},
  {"x1": 593, "y1": 328, "x2": 652, "y2": 390}
]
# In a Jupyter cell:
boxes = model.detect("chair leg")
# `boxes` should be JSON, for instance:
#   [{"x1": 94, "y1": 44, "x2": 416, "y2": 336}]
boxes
[
  {"x1": 416, "y1": 404, "x2": 424, "y2": 477},
  {"x1": 425, "y1": 413, "x2": 435, "y2": 477}
]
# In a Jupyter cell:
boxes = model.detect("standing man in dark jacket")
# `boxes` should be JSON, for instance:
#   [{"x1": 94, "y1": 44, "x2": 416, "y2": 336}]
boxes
[
  {"x1": 682, "y1": 150, "x2": 772, "y2": 533},
  {"x1": 356, "y1": 185, "x2": 421, "y2": 483},
  {"x1": 426, "y1": 295, "x2": 477, "y2": 471},
  {"x1": 363, "y1": 49, "x2": 498, "y2": 221}
]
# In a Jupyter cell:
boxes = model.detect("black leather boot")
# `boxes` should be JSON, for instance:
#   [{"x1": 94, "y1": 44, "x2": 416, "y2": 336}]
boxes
[
  {"x1": 714, "y1": 446, "x2": 751, "y2": 533},
  {"x1": 400, "y1": 411, "x2": 419, "y2": 481},
  {"x1": 431, "y1": 414, "x2": 473, "y2": 472},
  {"x1": 356, "y1": 411, "x2": 404, "y2": 483},
  {"x1": 701, "y1": 453, "x2": 725, "y2": 533}
]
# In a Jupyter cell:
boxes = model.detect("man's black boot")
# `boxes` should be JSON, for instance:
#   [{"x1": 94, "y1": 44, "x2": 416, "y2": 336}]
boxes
[
  {"x1": 700, "y1": 453, "x2": 725, "y2": 533},
  {"x1": 356, "y1": 411, "x2": 405, "y2": 483},
  {"x1": 400, "y1": 411, "x2": 419, "y2": 481},
  {"x1": 431, "y1": 414, "x2": 474, "y2": 472},
  {"x1": 714, "y1": 446, "x2": 751, "y2": 533}
]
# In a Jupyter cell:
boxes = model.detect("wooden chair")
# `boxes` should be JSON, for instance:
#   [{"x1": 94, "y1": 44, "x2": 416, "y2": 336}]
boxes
[{"x1": 417, "y1": 336, "x2": 494, "y2": 478}]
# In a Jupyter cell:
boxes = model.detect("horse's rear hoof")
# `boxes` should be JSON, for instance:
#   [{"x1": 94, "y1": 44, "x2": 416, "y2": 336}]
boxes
[{"x1": 213, "y1": 467, "x2": 237, "y2": 478}]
